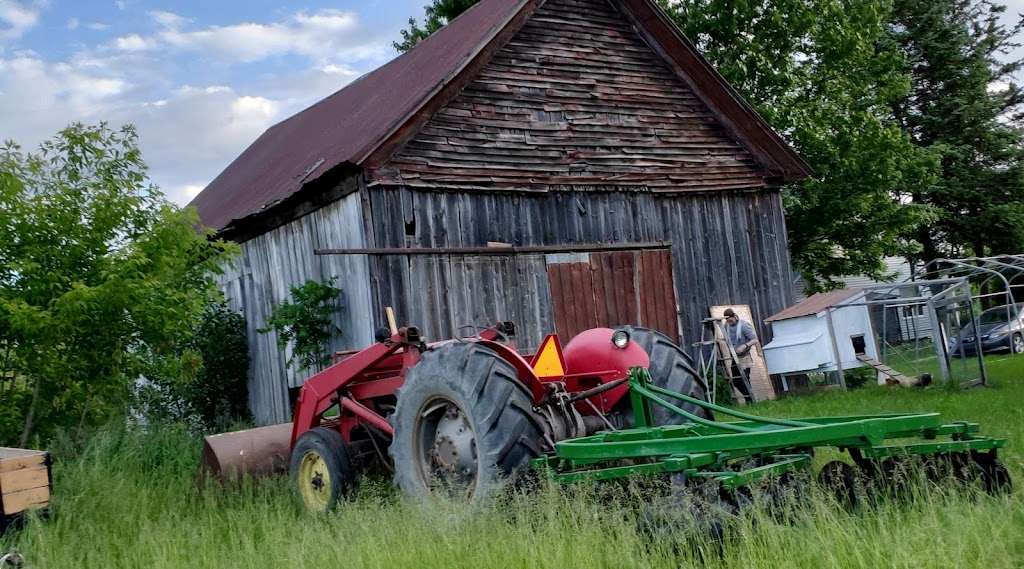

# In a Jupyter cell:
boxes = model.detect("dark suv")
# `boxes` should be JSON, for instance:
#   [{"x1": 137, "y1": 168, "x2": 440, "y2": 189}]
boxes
[{"x1": 950, "y1": 303, "x2": 1024, "y2": 356}]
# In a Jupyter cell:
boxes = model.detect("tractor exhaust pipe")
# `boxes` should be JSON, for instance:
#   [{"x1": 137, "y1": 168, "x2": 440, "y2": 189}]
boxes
[{"x1": 198, "y1": 423, "x2": 293, "y2": 482}]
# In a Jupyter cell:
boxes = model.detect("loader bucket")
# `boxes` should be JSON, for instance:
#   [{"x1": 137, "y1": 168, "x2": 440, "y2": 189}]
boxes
[{"x1": 199, "y1": 423, "x2": 293, "y2": 482}]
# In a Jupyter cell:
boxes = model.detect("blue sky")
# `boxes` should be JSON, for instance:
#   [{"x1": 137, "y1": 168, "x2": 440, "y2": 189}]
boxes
[
  {"x1": 0, "y1": 0, "x2": 425, "y2": 205},
  {"x1": 2, "y1": 0, "x2": 1023, "y2": 207}
]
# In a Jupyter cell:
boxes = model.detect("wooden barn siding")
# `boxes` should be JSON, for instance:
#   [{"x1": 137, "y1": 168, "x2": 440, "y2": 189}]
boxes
[
  {"x1": 365, "y1": 187, "x2": 794, "y2": 352},
  {"x1": 216, "y1": 193, "x2": 374, "y2": 425},
  {"x1": 372, "y1": 0, "x2": 768, "y2": 192}
]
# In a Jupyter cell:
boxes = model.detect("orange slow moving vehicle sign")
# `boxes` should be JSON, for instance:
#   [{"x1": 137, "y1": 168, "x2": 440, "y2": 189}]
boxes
[{"x1": 531, "y1": 334, "x2": 567, "y2": 379}]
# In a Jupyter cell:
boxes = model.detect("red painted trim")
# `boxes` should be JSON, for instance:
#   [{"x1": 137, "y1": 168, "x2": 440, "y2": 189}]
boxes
[
  {"x1": 291, "y1": 340, "x2": 404, "y2": 446},
  {"x1": 341, "y1": 397, "x2": 395, "y2": 435},
  {"x1": 348, "y1": 375, "x2": 406, "y2": 400},
  {"x1": 479, "y1": 339, "x2": 548, "y2": 404}
]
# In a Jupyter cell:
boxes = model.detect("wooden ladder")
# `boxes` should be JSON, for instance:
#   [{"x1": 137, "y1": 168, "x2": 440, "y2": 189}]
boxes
[{"x1": 855, "y1": 353, "x2": 916, "y2": 386}]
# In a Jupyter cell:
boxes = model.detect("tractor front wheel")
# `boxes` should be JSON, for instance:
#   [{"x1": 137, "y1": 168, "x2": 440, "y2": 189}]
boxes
[
  {"x1": 630, "y1": 327, "x2": 714, "y2": 424},
  {"x1": 290, "y1": 427, "x2": 358, "y2": 513},
  {"x1": 389, "y1": 342, "x2": 545, "y2": 500}
]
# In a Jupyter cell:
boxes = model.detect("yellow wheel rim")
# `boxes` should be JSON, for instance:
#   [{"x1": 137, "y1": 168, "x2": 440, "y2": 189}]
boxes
[{"x1": 297, "y1": 450, "x2": 332, "y2": 512}]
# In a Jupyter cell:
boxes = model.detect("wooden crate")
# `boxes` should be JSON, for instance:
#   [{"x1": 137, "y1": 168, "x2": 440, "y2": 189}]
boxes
[{"x1": 0, "y1": 448, "x2": 51, "y2": 529}]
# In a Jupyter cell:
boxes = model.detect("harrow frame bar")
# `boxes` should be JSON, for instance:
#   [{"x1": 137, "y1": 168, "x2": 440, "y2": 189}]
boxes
[{"x1": 532, "y1": 368, "x2": 1006, "y2": 487}]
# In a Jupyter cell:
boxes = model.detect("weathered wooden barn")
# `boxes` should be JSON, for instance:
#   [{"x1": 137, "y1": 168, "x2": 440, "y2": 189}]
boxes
[{"x1": 190, "y1": 0, "x2": 812, "y2": 425}]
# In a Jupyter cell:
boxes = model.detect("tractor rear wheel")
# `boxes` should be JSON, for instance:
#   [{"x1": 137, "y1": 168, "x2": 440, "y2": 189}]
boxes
[
  {"x1": 389, "y1": 342, "x2": 545, "y2": 500},
  {"x1": 290, "y1": 427, "x2": 357, "y2": 513},
  {"x1": 630, "y1": 327, "x2": 713, "y2": 424}
]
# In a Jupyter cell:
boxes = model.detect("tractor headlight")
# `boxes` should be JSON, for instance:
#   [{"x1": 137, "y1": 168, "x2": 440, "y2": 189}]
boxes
[{"x1": 612, "y1": 330, "x2": 630, "y2": 349}]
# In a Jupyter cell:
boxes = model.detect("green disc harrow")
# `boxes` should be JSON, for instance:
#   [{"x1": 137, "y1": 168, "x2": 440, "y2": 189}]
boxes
[{"x1": 532, "y1": 368, "x2": 1010, "y2": 497}]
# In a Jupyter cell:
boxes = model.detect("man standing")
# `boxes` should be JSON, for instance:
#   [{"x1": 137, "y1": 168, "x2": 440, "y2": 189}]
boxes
[{"x1": 723, "y1": 308, "x2": 756, "y2": 403}]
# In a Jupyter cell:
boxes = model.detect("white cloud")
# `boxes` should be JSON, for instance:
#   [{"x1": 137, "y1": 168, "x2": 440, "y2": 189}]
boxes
[
  {"x1": 0, "y1": 55, "x2": 125, "y2": 117},
  {"x1": 0, "y1": 4, "x2": 395, "y2": 206},
  {"x1": 147, "y1": 86, "x2": 280, "y2": 159},
  {"x1": 63, "y1": 71, "x2": 125, "y2": 97},
  {"x1": 150, "y1": 11, "x2": 184, "y2": 28},
  {"x1": 230, "y1": 95, "x2": 278, "y2": 121},
  {"x1": 0, "y1": 0, "x2": 40, "y2": 39},
  {"x1": 103, "y1": 85, "x2": 283, "y2": 204},
  {"x1": 145, "y1": 9, "x2": 386, "y2": 64},
  {"x1": 0, "y1": 61, "x2": 287, "y2": 205},
  {"x1": 173, "y1": 183, "x2": 206, "y2": 201},
  {"x1": 322, "y1": 63, "x2": 357, "y2": 75},
  {"x1": 293, "y1": 11, "x2": 359, "y2": 31},
  {"x1": 115, "y1": 34, "x2": 153, "y2": 51},
  {"x1": 256, "y1": 65, "x2": 362, "y2": 110}
]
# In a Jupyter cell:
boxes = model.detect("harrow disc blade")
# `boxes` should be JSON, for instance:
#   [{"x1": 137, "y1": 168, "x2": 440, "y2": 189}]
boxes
[{"x1": 973, "y1": 453, "x2": 1013, "y2": 495}]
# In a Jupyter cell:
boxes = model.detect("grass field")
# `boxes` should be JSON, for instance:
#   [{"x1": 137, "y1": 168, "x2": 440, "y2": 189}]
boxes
[
  {"x1": 2, "y1": 356, "x2": 1023, "y2": 568},
  {"x1": 876, "y1": 338, "x2": 996, "y2": 385}
]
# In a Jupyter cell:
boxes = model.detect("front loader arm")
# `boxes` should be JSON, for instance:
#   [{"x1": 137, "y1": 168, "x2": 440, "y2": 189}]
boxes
[{"x1": 290, "y1": 338, "x2": 409, "y2": 447}]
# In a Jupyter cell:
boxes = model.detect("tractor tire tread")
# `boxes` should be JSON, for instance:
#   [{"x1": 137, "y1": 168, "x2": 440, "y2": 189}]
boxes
[
  {"x1": 289, "y1": 426, "x2": 357, "y2": 511},
  {"x1": 389, "y1": 342, "x2": 544, "y2": 499},
  {"x1": 629, "y1": 327, "x2": 713, "y2": 424}
]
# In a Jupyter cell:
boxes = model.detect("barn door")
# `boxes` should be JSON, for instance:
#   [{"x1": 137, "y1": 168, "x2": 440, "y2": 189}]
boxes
[{"x1": 545, "y1": 249, "x2": 679, "y2": 342}]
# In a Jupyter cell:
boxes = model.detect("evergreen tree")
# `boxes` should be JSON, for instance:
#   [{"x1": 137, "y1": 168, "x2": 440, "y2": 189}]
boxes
[{"x1": 887, "y1": 0, "x2": 1024, "y2": 261}]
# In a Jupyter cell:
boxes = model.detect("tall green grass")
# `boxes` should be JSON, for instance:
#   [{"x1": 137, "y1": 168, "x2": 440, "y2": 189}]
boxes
[{"x1": 2, "y1": 356, "x2": 1023, "y2": 568}]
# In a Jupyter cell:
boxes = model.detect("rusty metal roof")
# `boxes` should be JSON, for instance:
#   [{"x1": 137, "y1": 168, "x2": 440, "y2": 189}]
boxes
[
  {"x1": 189, "y1": 0, "x2": 530, "y2": 232},
  {"x1": 190, "y1": 0, "x2": 813, "y2": 235},
  {"x1": 765, "y1": 289, "x2": 863, "y2": 322}
]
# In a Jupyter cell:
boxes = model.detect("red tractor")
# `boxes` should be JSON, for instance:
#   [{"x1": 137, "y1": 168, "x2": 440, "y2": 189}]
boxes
[{"x1": 202, "y1": 322, "x2": 711, "y2": 511}]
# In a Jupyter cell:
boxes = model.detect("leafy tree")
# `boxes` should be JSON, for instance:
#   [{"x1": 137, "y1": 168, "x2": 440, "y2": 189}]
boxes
[
  {"x1": 133, "y1": 303, "x2": 251, "y2": 432},
  {"x1": 395, "y1": 0, "x2": 479, "y2": 52},
  {"x1": 887, "y1": 0, "x2": 1024, "y2": 262},
  {"x1": 260, "y1": 278, "x2": 344, "y2": 373},
  {"x1": 0, "y1": 123, "x2": 235, "y2": 446},
  {"x1": 663, "y1": 0, "x2": 939, "y2": 290},
  {"x1": 184, "y1": 304, "x2": 251, "y2": 429}
]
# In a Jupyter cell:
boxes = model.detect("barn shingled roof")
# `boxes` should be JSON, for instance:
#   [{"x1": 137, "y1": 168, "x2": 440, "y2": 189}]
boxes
[{"x1": 190, "y1": 0, "x2": 813, "y2": 234}]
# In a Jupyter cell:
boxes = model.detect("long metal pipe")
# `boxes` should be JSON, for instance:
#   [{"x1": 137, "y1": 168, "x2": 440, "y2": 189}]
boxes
[
  {"x1": 314, "y1": 241, "x2": 673, "y2": 256},
  {"x1": 341, "y1": 397, "x2": 395, "y2": 434}
]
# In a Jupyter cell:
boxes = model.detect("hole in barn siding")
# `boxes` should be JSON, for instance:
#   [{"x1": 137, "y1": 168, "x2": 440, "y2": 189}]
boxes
[{"x1": 404, "y1": 214, "x2": 417, "y2": 246}]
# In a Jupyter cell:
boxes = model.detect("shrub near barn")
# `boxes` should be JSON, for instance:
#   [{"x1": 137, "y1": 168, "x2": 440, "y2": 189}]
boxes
[{"x1": 0, "y1": 123, "x2": 236, "y2": 447}]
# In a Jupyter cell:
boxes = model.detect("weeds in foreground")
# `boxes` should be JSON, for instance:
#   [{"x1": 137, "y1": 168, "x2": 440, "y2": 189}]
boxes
[{"x1": 2, "y1": 362, "x2": 1023, "y2": 568}]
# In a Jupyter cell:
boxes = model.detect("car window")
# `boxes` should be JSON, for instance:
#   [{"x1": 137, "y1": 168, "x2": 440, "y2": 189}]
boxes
[{"x1": 979, "y1": 306, "x2": 1021, "y2": 325}]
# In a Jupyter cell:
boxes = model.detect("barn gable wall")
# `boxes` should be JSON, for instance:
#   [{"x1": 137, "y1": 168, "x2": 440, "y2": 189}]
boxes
[
  {"x1": 219, "y1": 0, "x2": 804, "y2": 422},
  {"x1": 217, "y1": 191, "x2": 375, "y2": 425},
  {"x1": 371, "y1": 0, "x2": 769, "y2": 192},
  {"x1": 364, "y1": 188, "x2": 794, "y2": 352}
]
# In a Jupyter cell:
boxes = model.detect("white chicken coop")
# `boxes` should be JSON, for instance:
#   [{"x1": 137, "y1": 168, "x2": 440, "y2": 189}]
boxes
[{"x1": 761, "y1": 289, "x2": 882, "y2": 389}]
